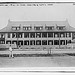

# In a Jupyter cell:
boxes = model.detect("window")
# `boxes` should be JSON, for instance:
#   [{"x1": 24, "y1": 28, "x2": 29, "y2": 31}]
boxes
[
  {"x1": 54, "y1": 33, "x2": 59, "y2": 37},
  {"x1": 66, "y1": 40, "x2": 71, "y2": 44},
  {"x1": 24, "y1": 32, "x2": 29, "y2": 38},
  {"x1": 48, "y1": 40, "x2": 53, "y2": 45},
  {"x1": 23, "y1": 26, "x2": 31, "y2": 30},
  {"x1": 12, "y1": 27, "x2": 16, "y2": 30},
  {"x1": 17, "y1": 27, "x2": 20, "y2": 30},
  {"x1": 30, "y1": 40, "x2": 35, "y2": 45},
  {"x1": 12, "y1": 33, "x2": 17, "y2": 38},
  {"x1": 45, "y1": 26, "x2": 54, "y2": 30},
  {"x1": 24, "y1": 40, "x2": 29, "y2": 45},
  {"x1": 12, "y1": 41, "x2": 17, "y2": 45},
  {"x1": 12, "y1": 26, "x2": 20, "y2": 31},
  {"x1": 36, "y1": 32, "x2": 41, "y2": 38},
  {"x1": 0, "y1": 40, "x2": 5, "y2": 44},
  {"x1": 18, "y1": 33, "x2": 22, "y2": 38},
  {"x1": 18, "y1": 41, "x2": 23, "y2": 45},
  {"x1": 30, "y1": 32, "x2": 35, "y2": 38},
  {"x1": 6, "y1": 40, "x2": 11, "y2": 44},
  {"x1": 34, "y1": 26, "x2": 43, "y2": 30},
  {"x1": 54, "y1": 40, "x2": 59, "y2": 45},
  {"x1": 8, "y1": 33, "x2": 10, "y2": 38},
  {"x1": 48, "y1": 32, "x2": 53, "y2": 37},
  {"x1": 0, "y1": 34, "x2": 5, "y2": 38},
  {"x1": 42, "y1": 32, "x2": 47, "y2": 38},
  {"x1": 66, "y1": 33, "x2": 71, "y2": 37},
  {"x1": 36, "y1": 40, "x2": 41, "y2": 45},
  {"x1": 2, "y1": 34, "x2": 5, "y2": 38},
  {"x1": 61, "y1": 34, "x2": 63, "y2": 37},
  {"x1": 59, "y1": 27, "x2": 63, "y2": 30},
  {"x1": 42, "y1": 40, "x2": 47, "y2": 45},
  {"x1": 72, "y1": 33, "x2": 75, "y2": 40},
  {"x1": 55, "y1": 34, "x2": 57, "y2": 37},
  {"x1": 60, "y1": 33, "x2": 65, "y2": 37},
  {"x1": 57, "y1": 26, "x2": 65, "y2": 30},
  {"x1": 60, "y1": 40, "x2": 65, "y2": 45}
]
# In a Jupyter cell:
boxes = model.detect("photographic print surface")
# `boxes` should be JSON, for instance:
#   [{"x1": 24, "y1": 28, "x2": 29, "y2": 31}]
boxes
[{"x1": 0, "y1": 2, "x2": 75, "y2": 71}]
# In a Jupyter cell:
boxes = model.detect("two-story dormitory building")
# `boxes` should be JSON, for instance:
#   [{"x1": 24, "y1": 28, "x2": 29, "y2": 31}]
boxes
[{"x1": 0, "y1": 20, "x2": 75, "y2": 49}]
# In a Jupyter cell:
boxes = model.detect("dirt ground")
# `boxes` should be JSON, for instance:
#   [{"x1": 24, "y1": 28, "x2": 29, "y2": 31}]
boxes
[{"x1": 0, "y1": 54, "x2": 75, "y2": 67}]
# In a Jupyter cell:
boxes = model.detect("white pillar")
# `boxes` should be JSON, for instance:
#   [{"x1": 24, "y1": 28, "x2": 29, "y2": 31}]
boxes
[
  {"x1": 22, "y1": 33, "x2": 24, "y2": 39},
  {"x1": 29, "y1": 33, "x2": 30, "y2": 45},
  {"x1": 11, "y1": 33, "x2": 12, "y2": 39},
  {"x1": 65, "y1": 33, "x2": 66, "y2": 45},
  {"x1": 10, "y1": 33, "x2": 12, "y2": 44},
  {"x1": 6, "y1": 33, "x2": 8, "y2": 39},
  {"x1": 41, "y1": 33, "x2": 42, "y2": 46},
  {"x1": 71, "y1": 32, "x2": 72, "y2": 40},
  {"x1": 35, "y1": 33, "x2": 36, "y2": 45},
  {"x1": 22, "y1": 33, "x2": 24, "y2": 45},
  {"x1": 5, "y1": 33, "x2": 7, "y2": 44},
  {"x1": 59, "y1": 33, "x2": 60, "y2": 48},
  {"x1": 5, "y1": 33, "x2": 8, "y2": 44},
  {"x1": 35, "y1": 32, "x2": 36, "y2": 38},
  {"x1": 53, "y1": 33, "x2": 54, "y2": 45},
  {"x1": 29, "y1": 33, "x2": 30, "y2": 38},
  {"x1": 47, "y1": 33, "x2": 48, "y2": 45}
]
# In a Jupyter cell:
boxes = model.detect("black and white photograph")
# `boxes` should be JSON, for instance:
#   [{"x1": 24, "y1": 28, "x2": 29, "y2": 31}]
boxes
[{"x1": 0, "y1": 1, "x2": 75, "y2": 72}]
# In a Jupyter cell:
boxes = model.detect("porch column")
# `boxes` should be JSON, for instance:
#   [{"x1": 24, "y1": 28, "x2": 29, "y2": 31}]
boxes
[
  {"x1": 35, "y1": 32, "x2": 36, "y2": 38},
  {"x1": 6, "y1": 33, "x2": 8, "y2": 39},
  {"x1": 59, "y1": 33, "x2": 60, "y2": 48},
  {"x1": 17, "y1": 32, "x2": 18, "y2": 48},
  {"x1": 22, "y1": 33, "x2": 24, "y2": 38},
  {"x1": 47, "y1": 32, "x2": 48, "y2": 45},
  {"x1": 65, "y1": 32, "x2": 66, "y2": 45},
  {"x1": 29, "y1": 32, "x2": 30, "y2": 45},
  {"x1": 53, "y1": 33, "x2": 54, "y2": 45},
  {"x1": 41, "y1": 32, "x2": 42, "y2": 46},
  {"x1": 5, "y1": 33, "x2": 7, "y2": 44},
  {"x1": 35, "y1": 33, "x2": 36, "y2": 45},
  {"x1": 71, "y1": 32, "x2": 72, "y2": 40},
  {"x1": 10, "y1": 33, "x2": 12, "y2": 44},
  {"x1": 10, "y1": 33, "x2": 12, "y2": 39},
  {"x1": 22, "y1": 33, "x2": 24, "y2": 45}
]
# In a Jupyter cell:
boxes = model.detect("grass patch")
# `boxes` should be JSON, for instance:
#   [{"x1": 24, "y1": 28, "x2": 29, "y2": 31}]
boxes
[{"x1": 0, "y1": 53, "x2": 70, "y2": 57}]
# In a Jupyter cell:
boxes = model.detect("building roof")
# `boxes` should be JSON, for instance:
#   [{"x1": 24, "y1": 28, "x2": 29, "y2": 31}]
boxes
[{"x1": 0, "y1": 20, "x2": 75, "y2": 32}]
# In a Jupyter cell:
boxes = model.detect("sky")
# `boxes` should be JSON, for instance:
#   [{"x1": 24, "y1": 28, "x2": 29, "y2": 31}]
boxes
[{"x1": 0, "y1": 3, "x2": 75, "y2": 29}]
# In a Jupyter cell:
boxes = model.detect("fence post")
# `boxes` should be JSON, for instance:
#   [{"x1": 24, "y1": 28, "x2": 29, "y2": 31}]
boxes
[
  {"x1": 48, "y1": 47, "x2": 52, "y2": 55},
  {"x1": 50, "y1": 47, "x2": 52, "y2": 55}
]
